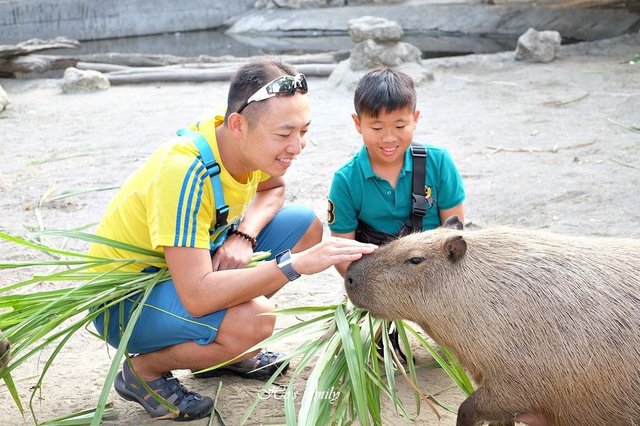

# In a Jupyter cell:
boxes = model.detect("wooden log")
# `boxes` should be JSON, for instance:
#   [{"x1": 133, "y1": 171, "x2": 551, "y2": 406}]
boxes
[
  {"x1": 107, "y1": 69, "x2": 236, "y2": 84},
  {"x1": 0, "y1": 54, "x2": 77, "y2": 75},
  {"x1": 0, "y1": 37, "x2": 80, "y2": 59},
  {"x1": 106, "y1": 63, "x2": 336, "y2": 85},
  {"x1": 0, "y1": 49, "x2": 343, "y2": 77},
  {"x1": 71, "y1": 50, "x2": 348, "y2": 68},
  {"x1": 294, "y1": 63, "x2": 337, "y2": 76},
  {"x1": 75, "y1": 62, "x2": 132, "y2": 73},
  {"x1": 72, "y1": 52, "x2": 198, "y2": 67},
  {"x1": 106, "y1": 63, "x2": 239, "y2": 74}
]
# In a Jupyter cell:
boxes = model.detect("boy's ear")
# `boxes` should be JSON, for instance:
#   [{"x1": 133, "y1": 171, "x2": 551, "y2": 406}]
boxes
[
  {"x1": 351, "y1": 113, "x2": 363, "y2": 134},
  {"x1": 413, "y1": 109, "x2": 421, "y2": 126}
]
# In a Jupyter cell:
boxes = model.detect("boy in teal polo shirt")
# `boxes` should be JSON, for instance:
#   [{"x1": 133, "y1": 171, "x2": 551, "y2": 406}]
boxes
[{"x1": 328, "y1": 68, "x2": 465, "y2": 277}]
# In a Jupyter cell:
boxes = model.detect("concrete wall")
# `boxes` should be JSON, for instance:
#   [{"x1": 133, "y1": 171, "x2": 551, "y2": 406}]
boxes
[{"x1": 0, "y1": 0, "x2": 256, "y2": 44}]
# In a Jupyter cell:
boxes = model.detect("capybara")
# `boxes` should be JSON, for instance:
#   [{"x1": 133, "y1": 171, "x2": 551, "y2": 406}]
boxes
[
  {"x1": 0, "y1": 332, "x2": 10, "y2": 370},
  {"x1": 345, "y1": 221, "x2": 640, "y2": 426}
]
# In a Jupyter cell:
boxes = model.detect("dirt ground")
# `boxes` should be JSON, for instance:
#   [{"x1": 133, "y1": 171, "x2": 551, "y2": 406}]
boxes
[{"x1": 0, "y1": 33, "x2": 639, "y2": 425}]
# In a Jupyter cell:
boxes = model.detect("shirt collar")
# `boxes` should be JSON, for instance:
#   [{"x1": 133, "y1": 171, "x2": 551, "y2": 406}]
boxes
[{"x1": 356, "y1": 145, "x2": 413, "y2": 179}]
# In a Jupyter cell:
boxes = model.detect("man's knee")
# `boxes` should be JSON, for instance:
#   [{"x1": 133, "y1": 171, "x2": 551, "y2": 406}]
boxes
[
  {"x1": 225, "y1": 297, "x2": 276, "y2": 343},
  {"x1": 248, "y1": 297, "x2": 276, "y2": 340}
]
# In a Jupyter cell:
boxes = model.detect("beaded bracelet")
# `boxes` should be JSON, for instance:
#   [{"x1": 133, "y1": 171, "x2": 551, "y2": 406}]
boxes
[{"x1": 228, "y1": 228, "x2": 258, "y2": 248}]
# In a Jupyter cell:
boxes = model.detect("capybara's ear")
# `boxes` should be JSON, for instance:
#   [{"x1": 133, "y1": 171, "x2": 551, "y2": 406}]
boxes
[
  {"x1": 444, "y1": 235, "x2": 466, "y2": 262},
  {"x1": 442, "y1": 215, "x2": 464, "y2": 230}
]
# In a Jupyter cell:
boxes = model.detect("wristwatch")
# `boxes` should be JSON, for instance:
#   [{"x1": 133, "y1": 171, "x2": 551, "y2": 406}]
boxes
[{"x1": 275, "y1": 249, "x2": 301, "y2": 281}]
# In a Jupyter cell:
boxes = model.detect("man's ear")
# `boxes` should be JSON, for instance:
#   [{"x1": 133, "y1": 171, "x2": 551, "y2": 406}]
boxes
[
  {"x1": 351, "y1": 113, "x2": 362, "y2": 135},
  {"x1": 226, "y1": 112, "x2": 244, "y2": 137}
]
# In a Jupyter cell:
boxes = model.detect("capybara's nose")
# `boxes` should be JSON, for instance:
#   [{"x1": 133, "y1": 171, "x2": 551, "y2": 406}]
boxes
[
  {"x1": 345, "y1": 257, "x2": 367, "y2": 292},
  {"x1": 344, "y1": 275, "x2": 356, "y2": 291}
]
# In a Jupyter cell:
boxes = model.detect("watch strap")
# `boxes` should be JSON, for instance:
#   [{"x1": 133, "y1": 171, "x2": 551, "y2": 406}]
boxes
[{"x1": 275, "y1": 249, "x2": 301, "y2": 281}]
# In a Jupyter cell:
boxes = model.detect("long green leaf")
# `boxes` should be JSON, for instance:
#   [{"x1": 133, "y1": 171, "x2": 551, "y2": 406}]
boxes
[
  {"x1": 396, "y1": 321, "x2": 420, "y2": 415},
  {"x1": 0, "y1": 232, "x2": 103, "y2": 261},
  {"x1": 334, "y1": 305, "x2": 370, "y2": 425},
  {"x1": 405, "y1": 326, "x2": 474, "y2": 396},
  {"x1": 0, "y1": 370, "x2": 24, "y2": 415},
  {"x1": 37, "y1": 230, "x2": 165, "y2": 259},
  {"x1": 91, "y1": 274, "x2": 162, "y2": 425},
  {"x1": 40, "y1": 403, "x2": 117, "y2": 425}
]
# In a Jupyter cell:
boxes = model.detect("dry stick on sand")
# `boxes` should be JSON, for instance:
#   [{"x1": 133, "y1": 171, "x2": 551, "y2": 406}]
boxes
[
  {"x1": 542, "y1": 92, "x2": 590, "y2": 107},
  {"x1": 486, "y1": 139, "x2": 597, "y2": 154},
  {"x1": 610, "y1": 158, "x2": 639, "y2": 170},
  {"x1": 607, "y1": 118, "x2": 640, "y2": 134}
]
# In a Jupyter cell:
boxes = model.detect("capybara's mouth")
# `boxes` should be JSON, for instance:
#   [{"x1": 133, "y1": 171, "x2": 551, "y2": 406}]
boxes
[{"x1": 344, "y1": 264, "x2": 385, "y2": 317}]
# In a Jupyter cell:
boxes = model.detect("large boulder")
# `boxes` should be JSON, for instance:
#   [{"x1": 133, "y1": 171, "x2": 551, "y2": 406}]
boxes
[
  {"x1": 61, "y1": 67, "x2": 110, "y2": 94},
  {"x1": 348, "y1": 15, "x2": 403, "y2": 43},
  {"x1": 0, "y1": 84, "x2": 8, "y2": 112},
  {"x1": 515, "y1": 28, "x2": 562, "y2": 63},
  {"x1": 349, "y1": 39, "x2": 422, "y2": 70},
  {"x1": 328, "y1": 57, "x2": 433, "y2": 90},
  {"x1": 329, "y1": 15, "x2": 432, "y2": 89}
]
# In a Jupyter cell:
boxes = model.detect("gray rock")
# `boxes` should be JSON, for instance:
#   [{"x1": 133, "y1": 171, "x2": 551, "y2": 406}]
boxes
[
  {"x1": 328, "y1": 58, "x2": 432, "y2": 90},
  {"x1": 330, "y1": 14, "x2": 430, "y2": 88},
  {"x1": 61, "y1": 67, "x2": 110, "y2": 94},
  {"x1": 348, "y1": 16, "x2": 403, "y2": 43},
  {"x1": 258, "y1": 0, "x2": 345, "y2": 8},
  {"x1": 256, "y1": 0, "x2": 402, "y2": 6},
  {"x1": 347, "y1": 0, "x2": 405, "y2": 4},
  {"x1": 0, "y1": 84, "x2": 9, "y2": 112},
  {"x1": 349, "y1": 39, "x2": 422, "y2": 70},
  {"x1": 515, "y1": 28, "x2": 562, "y2": 63},
  {"x1": 395, "y1": 61, "x2": 434, "y2": 85},
  {"x1": 327, "y1": 59, "x2": 366, "y2": 90}
]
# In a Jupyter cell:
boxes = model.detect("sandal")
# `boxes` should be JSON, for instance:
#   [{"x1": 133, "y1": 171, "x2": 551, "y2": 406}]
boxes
[
  {"x1": 115, "y1": 360, "x2": 213, "y2": 421},
  {"x1": 193, "y1": 350, "x2": 289, "y2": 381}
]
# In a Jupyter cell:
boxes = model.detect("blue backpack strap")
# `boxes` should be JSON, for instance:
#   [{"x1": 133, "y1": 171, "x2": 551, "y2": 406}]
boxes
[{"x1": 176, "y1": 128, "x2": 229, "y2": 229}]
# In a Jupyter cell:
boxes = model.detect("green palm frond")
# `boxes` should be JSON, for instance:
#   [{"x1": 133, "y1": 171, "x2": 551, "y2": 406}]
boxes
[{"x1": 1, "y1": 229, "x2": 472, "y2": 425}]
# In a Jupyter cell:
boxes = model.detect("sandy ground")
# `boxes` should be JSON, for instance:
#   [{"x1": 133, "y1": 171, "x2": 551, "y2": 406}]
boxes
[{"x1": 0, "y1": 33, "x2": 639, "y2": 425}]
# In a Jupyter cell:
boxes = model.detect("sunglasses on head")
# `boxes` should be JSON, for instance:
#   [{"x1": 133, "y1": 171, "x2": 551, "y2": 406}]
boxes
[{"x1": 236, "y1": 73, "x2": 308, "y2": 113}]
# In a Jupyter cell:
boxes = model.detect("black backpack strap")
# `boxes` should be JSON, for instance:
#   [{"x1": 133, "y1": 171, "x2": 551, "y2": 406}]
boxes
[{"x1": 408, "y1": 144, "x2": 430, "y2": 231}]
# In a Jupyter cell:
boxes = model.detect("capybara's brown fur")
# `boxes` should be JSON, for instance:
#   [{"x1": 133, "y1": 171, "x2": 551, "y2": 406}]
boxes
[
  {"x1": 345, "y1": 225, "x2": 640, "y2": 426},
  {"x1": 0, "y1": 331, "x2": 10, "y2": 370}
]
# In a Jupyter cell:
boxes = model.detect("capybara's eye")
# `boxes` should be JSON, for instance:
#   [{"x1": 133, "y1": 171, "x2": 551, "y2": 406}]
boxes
[{"x1": 406, "y1": 257, "x2": 424, "y2": 265}]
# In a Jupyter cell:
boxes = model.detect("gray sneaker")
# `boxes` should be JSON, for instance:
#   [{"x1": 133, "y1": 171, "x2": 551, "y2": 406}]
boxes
[{"x1": 114, "y1": 360, "x2": 213, "y2": 422}]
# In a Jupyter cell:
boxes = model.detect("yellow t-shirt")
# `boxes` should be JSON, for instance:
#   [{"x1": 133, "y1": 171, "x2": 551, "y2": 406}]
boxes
[{"x1": 89, "y1": 115, "x2": 268, "y2": 271}]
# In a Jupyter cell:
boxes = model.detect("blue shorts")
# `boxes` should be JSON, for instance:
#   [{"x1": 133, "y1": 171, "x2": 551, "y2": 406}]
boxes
[{"x1": 93, "y1": 204, "x2": 316, "y2": 354}]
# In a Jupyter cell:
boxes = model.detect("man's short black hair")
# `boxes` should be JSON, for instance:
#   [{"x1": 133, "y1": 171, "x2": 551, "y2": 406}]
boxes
[
  {"x1": 225, "y1": 57, "x2": 298, "y2": 125},
  {"x1": 353, "y1": 68, "x2": 416, "y2": 118}
]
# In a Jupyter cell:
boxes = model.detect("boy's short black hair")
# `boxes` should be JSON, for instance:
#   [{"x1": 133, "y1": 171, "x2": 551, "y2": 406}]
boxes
[
  {"x1": 353, "y1": 68, "x2": 416, "y2": 118},
  {"x1": 225, "y1": 57, "x2": 298, "y2": 125}
]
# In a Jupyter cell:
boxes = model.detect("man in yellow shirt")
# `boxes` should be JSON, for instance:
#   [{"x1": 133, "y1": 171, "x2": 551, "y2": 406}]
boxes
[{"x1": 90, "y1": 58, "x2": 376, "y2": 421}]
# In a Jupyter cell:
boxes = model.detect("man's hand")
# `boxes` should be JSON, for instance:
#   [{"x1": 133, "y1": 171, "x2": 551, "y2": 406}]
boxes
[{"x1": 291, "y1": 237, "x2": 377, "y2": 276}]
